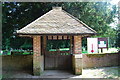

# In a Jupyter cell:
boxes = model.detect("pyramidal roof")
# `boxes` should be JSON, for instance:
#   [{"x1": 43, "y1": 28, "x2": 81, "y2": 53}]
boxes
[{"x1": 17, "y1": 7, "x2": 97, "y2": 35}]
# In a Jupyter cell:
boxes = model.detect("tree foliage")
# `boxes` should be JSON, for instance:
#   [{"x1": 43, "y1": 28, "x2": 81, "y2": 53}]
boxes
[
  {"x1": 115, "y1": 24, "x2": 120, "y2": 47},
  {"x1": 2, "y1": 2, "x2": 118, "y2": 49}
]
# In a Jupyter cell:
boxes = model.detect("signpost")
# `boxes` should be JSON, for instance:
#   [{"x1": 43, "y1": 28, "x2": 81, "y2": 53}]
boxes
[
  {"x1": 98, "y1": 38, "x2": 108, "y2": 53},
  {"x1": 87, "y1": 38, "x2": 98, "y2": 53},
  {"x1": 87, "y1": 38, "x2": 108, "y2": 53}
]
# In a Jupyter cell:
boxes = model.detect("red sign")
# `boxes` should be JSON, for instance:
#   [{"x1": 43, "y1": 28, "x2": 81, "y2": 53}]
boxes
[{"x1": 91, "y1": 44, "x2": 94, "y2": 53}]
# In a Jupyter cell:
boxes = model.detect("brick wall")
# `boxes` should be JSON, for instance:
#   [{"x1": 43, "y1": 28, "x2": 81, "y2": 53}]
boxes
[
  {"x1": 2, "y1": 53, "x2": 119, "y2": 72},
  {"x1": 83, "y1": 53, "x2": 120, "y2": 68},
  {"x1": 33, "y1": 36, "x2": 44, "y2": 75},
  {"x1": 74, "y1": 36, "x2": 82, "y2": 54},
  {"x1": 2, "y1": 55, "x2": 33, "y2": 71},
  {"x1": 73, "y1": 36, "x2": 82, "y2": 75},
  {"x1": 72, "y1": 54, "x2": 82, "y2": 75}
]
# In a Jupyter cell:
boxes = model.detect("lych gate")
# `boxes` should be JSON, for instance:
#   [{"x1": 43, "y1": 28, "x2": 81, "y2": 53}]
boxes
[
  {"x1": 44, "y1": 35, "x2": 72, "y2": 70},
  {"x1": 17, "y1": 7, "x2": 96, "y2": 75}
]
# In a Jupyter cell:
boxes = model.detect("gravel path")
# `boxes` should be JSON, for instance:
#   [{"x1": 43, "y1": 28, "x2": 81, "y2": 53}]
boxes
[
  {"x1": 2, "y1": 66, "x2": 120, "y2": 79},
  {"x1": 73, "y1": 67, "x2": 119, "y2": 78}
]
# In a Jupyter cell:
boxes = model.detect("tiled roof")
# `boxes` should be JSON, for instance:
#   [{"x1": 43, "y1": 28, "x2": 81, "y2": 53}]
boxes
[{"x1": 17, "y1": 7, "x2": 97, "y2": 35}]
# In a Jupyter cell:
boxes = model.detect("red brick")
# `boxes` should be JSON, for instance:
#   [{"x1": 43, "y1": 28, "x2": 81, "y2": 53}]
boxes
[{"x1": 74, "y1": 36, "x2": 82, "y2": 54}]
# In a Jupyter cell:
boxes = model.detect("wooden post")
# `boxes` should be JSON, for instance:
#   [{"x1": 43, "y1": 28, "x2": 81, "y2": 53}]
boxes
[
  {"x1": 70, "y1": 36, "x2": 73, "y2": 54},
  {"x1": 43, "y1": 36, "x2": 47, "y2": 55},
  {"x1": 101, "y1": 48, "x2": 103, "y2": 53}
]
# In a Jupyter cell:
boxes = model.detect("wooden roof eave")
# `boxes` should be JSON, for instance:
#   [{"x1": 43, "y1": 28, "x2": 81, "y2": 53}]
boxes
[{"x1": 17, "y1": 33, "x2": 97, "y2": 36}]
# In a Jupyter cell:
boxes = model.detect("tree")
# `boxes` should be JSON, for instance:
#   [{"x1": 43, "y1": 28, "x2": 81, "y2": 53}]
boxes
[
  {"x1": 115, "y1": 24, "x2": 120, "y2": 48},
  {"x1": 2, "y1": 2, "x2": 117, "y2": 49}
]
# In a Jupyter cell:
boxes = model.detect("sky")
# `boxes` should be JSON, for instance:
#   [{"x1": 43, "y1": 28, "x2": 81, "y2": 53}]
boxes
[{"x1": 110, "y1": 0, "x2": 120, "y2": 5}]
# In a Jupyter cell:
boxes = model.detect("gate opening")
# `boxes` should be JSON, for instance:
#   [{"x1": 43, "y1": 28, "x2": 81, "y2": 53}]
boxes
[{"x1": 44, "y1": 36, "x2": 72, "y2": 70}]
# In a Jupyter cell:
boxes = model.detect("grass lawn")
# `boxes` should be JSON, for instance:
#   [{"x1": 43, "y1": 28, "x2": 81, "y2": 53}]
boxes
[
  {"x1": 0, "y1": 50, "x2": 33, "y2": 55},
  {"x1": 82, "y1": 47, "x2": 119, "y2": 54},
  {"x1": 0, "y1": 47, "x2": 119, "y2": 55}
]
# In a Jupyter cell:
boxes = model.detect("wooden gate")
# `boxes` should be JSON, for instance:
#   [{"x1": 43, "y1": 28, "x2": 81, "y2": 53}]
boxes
[{"x1": 45, "y1": 51, "x2": 72, "y2": 70}]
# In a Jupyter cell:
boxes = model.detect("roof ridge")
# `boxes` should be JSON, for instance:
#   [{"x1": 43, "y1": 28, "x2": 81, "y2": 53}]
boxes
[{"x1": 62, "y1": 10, "x2": 97, "y2": 33}]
